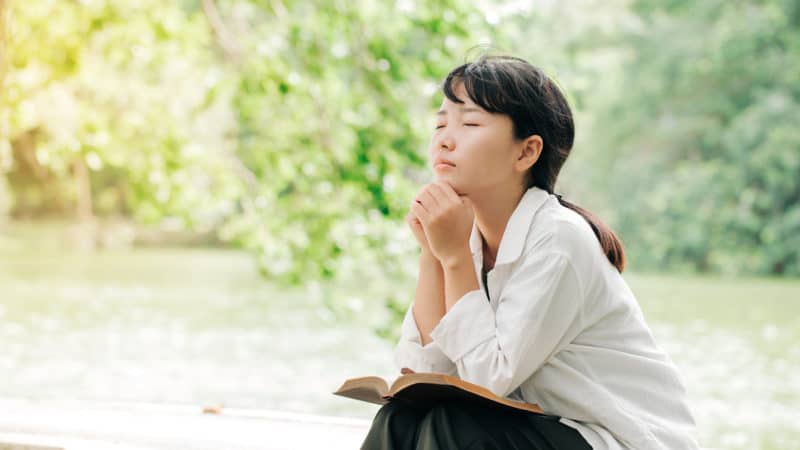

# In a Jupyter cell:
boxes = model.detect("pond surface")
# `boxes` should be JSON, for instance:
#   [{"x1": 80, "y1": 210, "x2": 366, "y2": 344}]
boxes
[{"x1": 1, "y1": 242, "x2": 798, "y2": 449}]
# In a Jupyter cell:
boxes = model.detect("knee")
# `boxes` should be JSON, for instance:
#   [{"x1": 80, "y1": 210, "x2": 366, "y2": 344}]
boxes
[
  {"x1": 374, "y1": 400, "x2": 408, "y2": 421},
  {"x1": 419, "y1": 403, "x2": 463, "y2": 430},
  {"x1": 424, "y1": 403, "x2": 449, "y2": 419},
  {"x1": 372, "y1": 400, "x2": 426, "y2": 427},
  {"x1": 362, "y1": 401, "x2": 426, "y2": 449},
  {"x1": 416, "y1": 403, "x2": 483, "y2": 448},
  {"x1": 426, "y1": 403, "x2": 464, "y2": 419}
]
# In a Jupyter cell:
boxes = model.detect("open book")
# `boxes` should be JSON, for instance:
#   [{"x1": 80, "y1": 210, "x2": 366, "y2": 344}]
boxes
[{"x1": 333, "y1": 372, "x2": 544, "y2": 415}]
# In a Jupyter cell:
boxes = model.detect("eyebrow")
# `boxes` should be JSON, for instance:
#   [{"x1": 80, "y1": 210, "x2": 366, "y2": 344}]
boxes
[{"x1": 436, "y1": 106, "x2": 485, "y2": 116}]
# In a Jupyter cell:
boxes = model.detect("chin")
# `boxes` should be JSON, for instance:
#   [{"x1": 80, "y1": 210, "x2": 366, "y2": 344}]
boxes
[{"x1": 434, "y1": 176, "x2": 468, "y2": 196}]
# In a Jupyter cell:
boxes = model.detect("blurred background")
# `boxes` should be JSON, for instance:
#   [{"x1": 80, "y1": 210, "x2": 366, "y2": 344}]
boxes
[{"x1": 0, "y1": 0, "x2": 798, "y2": 449}]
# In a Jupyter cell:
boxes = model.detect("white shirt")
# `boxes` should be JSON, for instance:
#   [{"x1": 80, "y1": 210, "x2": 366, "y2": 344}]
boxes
[{"x1": 394, "y1": 186, "x2": 699, "y2": 450}]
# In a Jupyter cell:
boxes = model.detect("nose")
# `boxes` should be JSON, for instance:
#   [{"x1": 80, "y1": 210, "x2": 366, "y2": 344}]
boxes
[{"x1": 432, "y1": 127, "x2": 455, "y2": 152}]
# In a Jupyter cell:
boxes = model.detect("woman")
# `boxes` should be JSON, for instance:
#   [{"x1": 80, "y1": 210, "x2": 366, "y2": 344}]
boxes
[{"x1": 361, "y1": 54, "x2": 699, "y2": 449}]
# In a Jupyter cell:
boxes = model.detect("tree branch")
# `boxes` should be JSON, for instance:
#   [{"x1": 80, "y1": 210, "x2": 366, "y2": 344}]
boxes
[{"x1": 201, "y1": 0, "x2": 241, "y2": 63}]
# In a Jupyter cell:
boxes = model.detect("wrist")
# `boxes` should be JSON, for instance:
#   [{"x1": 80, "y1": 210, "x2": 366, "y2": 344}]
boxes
[
  {"x1": 420, "y1": 249, "x2": 438, "y2": 262},
  {"x1": 420, "y1": 250, "x2": 443, "y2": 271},
  {"x1": 441, "y1": 249, "x2": 473, "y2": 271}
]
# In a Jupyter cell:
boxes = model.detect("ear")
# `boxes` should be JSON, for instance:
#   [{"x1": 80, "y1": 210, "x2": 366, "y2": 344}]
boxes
[{"x1": 515, "y1": 135, "x2": 543, "y2": 173}]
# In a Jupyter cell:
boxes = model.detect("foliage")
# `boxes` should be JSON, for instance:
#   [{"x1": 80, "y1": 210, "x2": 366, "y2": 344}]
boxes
[
  {"x1": 216, "y1": 0, "x2": 490, "y2": 287},
  {"x1": 1, "y1": 0, "x2": 240, "y2": 228},
  {"x1": 1, "y1": 0, "x2": 798, "y2": 345},
  {"x1": 0, "y1": 0, "x2": 500, "y2": 338},
  {"x1": 587, "y1": 0, "x2": 800, "y2": 275}
]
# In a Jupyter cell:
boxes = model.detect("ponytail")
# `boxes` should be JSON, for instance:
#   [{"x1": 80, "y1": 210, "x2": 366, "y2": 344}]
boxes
[{"x1": 556, "y1": 195, "x2": 626, "y2": 273}]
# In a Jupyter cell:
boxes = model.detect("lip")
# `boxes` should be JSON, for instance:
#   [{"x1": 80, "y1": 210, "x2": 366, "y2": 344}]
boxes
[
  {"x1": 434, "y1": 163, "x2": 455, "y2": 170},
  {"x1": 433, "y1": 158, "x2": 456, "y2": 168}
]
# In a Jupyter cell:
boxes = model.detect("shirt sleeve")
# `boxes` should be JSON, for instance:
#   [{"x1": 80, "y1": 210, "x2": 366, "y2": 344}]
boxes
[
  {"x1": 393, "y1": 302, "x2": 457, "y2": 375},
  {"x1": 428, "y1": 251, "x2": 584, "y2": 398}
]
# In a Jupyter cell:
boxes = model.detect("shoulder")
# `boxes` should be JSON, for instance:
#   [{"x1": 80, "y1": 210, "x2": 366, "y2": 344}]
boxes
[{"x1": 523, "y1": 197, "x2": 605, "y2": 268}]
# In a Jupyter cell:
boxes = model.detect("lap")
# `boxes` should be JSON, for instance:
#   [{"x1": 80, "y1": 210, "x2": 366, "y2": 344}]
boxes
[{"x1": 361, "y1": 401, "x2": 591, "y2": 450}]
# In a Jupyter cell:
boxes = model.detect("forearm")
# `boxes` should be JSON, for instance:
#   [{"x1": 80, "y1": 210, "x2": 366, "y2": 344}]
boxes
[
  {"x1": 442, "y1": 250, "x2": 480, "y2": 312},
  {"x1": 412, "y1": 251, "x2": 446, "y2": 345}
]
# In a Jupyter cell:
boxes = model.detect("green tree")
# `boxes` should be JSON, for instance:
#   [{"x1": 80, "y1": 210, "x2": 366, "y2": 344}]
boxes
[
  {"x1": 211, "y1": 0, "x2": 499, "y2": 338},
  {"x1": 0, "y1": 0, "x2": 497, "y2": 337},
  {"x1": 1, "y1": 1, "x2": 240, "y2": 226},
  {"x1": 587, "y1": 0, "x2": 800, "y2": 275}
]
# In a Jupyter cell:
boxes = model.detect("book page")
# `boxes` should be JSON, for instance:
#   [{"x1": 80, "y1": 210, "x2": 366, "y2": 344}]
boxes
[
  {"x1": 388, "y1": 372, "x2": 449, "y2": 393},
  {"x1": 387, "y1": 373, "x2": 545, "y2": 414},
  {"x1": 333, "y1": 376, "x2": 390, "y2": 406}
]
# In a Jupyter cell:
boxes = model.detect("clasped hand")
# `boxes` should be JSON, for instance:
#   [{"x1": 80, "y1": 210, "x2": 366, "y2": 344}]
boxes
[{"x1": 406, "y1": 181, "x2": 474, "y2": 267}]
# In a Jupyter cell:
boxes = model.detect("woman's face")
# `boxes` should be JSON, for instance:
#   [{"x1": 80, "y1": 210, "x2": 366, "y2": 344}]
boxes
[{"x1": 429, "y1": 82, "x2": 522, "y2": 196}]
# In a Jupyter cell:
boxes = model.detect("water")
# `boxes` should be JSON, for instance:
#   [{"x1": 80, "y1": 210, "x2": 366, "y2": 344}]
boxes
[
  {"x1": 0, "y1": 245, "x2": 396, "y2": 419},
  {"x1": 1, "y1": 240, "x2": 798, "y2": 449}
]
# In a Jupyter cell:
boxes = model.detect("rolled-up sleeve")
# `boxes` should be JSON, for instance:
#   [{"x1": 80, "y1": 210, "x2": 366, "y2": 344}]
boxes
[
  {"x1": 429, "y1": 251, "x2": 584, "y2": 397},
  {"x1": 393, "y1": 302, "x2": 457, "y2": 374}
]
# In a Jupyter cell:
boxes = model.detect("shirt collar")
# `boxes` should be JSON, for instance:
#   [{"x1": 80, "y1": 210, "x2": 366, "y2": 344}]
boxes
[{"x1": 469, "y1": 186, "x2": 551, "y2": 266}]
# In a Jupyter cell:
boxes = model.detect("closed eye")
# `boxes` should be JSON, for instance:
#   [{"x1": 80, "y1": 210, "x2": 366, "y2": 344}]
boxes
[{"x1": 435, "y1": 123, "x2": 479, "y2": 129}]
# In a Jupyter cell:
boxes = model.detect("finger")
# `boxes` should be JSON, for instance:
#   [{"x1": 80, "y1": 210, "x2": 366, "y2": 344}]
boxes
[
  {"x1": 417, "y1": 187, "x2": 441, "y2": 211},
  {"x1": 410, "y1": 200, "x2": 431, "y2": 226},
  {"x1": 406, "y1": 211, "x2": 423, "y2": 227},
  {"x1": 433, "y1": 180, "x2": 459, "y2": 199},
  {"x1": 410, "y1": 195, "x2": 430, "y2": 214},
  {"x1": 434, "y1": 179, "x2": 464, "y2": 198},
  {"x1": 428, "y1": 182, "x2": 458, "y2": 208}
]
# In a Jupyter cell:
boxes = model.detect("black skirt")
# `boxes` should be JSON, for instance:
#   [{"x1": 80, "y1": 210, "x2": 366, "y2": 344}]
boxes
[{"x1": 360, "y1": 400, "x2": 593, "y2": 450}]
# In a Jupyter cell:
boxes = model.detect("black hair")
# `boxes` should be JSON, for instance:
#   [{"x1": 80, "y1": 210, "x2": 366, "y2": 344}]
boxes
[{"x1": 442, "y1": 54, "x2": 626, "y2": 272}]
